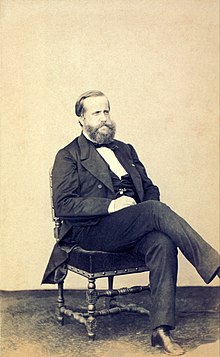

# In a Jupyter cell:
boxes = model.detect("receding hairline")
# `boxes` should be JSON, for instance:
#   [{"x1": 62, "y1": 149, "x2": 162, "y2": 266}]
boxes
[{"x1": 75, "y1": 90, "x2": 109, "y2": 117}]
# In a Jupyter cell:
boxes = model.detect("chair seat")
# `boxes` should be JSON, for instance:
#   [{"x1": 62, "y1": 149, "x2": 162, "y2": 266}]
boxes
[{"x1": 67, "y1": 246, "x2": 148, "y2": 278}]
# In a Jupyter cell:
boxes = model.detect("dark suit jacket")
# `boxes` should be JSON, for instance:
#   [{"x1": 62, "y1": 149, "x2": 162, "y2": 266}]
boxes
[{"x1": 42, "y1": 133, "x2": 160, "y2": 283}]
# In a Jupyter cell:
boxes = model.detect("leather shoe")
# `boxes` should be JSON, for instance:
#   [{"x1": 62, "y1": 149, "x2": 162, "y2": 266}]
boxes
[{"x1": 151, "y1": 326, "x2": 184, "y2": 355}]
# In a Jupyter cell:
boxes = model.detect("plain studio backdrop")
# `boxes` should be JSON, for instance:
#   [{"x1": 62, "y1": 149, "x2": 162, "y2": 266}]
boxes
[{"x1": 0, "y1": 0, "x2": 219, "y2": 290}]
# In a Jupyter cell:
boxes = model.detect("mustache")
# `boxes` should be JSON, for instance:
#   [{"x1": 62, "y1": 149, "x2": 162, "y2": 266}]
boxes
[{"x1": 97, "y1": 122, "x2": 115, "y2": 130}]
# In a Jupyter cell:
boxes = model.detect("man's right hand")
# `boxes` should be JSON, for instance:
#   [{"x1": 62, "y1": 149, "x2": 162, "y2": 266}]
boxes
[{"x1": 108, "y1": 196, "x2": 137, "y2": 213}]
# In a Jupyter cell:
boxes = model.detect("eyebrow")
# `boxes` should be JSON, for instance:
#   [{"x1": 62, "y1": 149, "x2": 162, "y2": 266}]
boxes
[{"x1": 92, "y1": 109, "x2": 109, "y2": 114}]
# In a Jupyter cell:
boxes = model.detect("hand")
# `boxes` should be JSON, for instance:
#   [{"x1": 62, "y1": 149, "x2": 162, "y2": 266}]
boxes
[{"x1": 113, "y1": 195, "x2": 137, "y2": 212}]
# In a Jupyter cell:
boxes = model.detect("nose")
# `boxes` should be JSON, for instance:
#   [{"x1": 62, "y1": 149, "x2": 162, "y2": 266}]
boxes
[{"x1": 100, "y1": 112, "x2": 109, "y2": 122}]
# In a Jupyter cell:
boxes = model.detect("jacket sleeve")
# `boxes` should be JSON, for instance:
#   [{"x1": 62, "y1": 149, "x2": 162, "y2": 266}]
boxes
[
  {"x1": 128, "y1": 144, "x2": 160, "y2": 201},
  {"x1": 52, "y1": 149, "x2": 113, "y2": 218}
]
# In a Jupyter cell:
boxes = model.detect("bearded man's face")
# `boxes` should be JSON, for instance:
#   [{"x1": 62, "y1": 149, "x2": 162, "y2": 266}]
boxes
[{"x1": 80, "y1": 95, "x2": 116, "y2": 144}]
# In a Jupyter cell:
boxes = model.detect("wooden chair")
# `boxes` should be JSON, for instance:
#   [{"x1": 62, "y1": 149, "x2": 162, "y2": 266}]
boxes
[{"x1": 50, "y1": 171, "x2": 151, "y2": 340}]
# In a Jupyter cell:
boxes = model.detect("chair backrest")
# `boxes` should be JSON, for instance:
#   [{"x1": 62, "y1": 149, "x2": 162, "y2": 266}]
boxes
[{"x1": 49, "y1": 168, "x2": 61, "y2": 241}]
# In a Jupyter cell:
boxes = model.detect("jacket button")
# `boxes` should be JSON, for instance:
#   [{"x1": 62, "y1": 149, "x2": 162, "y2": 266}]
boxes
[{"x1": 98, "y1": 184, "x2": 102, "y2": 189}]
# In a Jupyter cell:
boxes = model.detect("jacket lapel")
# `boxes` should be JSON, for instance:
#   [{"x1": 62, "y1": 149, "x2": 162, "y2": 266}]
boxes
[
  {"x1": 114, "y1": 145, "x2": 144, "y2": 202},
  {"x1": 78, "y1": 134, "x2": 115, "y2": 193}
]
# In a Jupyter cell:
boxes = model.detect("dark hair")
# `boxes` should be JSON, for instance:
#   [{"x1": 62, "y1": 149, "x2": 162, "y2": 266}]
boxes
[{"x1": 75, "y1": 90, "x2": 110, "y2": 117}]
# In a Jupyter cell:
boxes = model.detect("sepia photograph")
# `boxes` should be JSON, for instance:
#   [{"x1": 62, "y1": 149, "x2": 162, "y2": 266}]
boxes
[{"x1": 1, "y1": 0, "x2": 219, "y2": 356}]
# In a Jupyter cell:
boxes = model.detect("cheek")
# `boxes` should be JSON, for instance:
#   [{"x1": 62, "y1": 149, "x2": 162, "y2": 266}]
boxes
[{"x1": 85, "y1": 116, "x2": 99, "y2": 126}]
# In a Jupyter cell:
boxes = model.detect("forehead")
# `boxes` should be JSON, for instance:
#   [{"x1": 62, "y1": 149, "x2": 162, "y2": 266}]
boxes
[{"x1": 83, "y1": 96, "x2": 109, "y2": 112}]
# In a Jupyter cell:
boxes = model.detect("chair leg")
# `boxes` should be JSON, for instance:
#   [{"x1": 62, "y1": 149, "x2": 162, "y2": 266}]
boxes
[
  {"x1": 86, "y1": 278, "x2": 97, "y2": 340},
  {"x1": 57, "y1": 281, "x2": 64, "y2": 325},
  {"x1": 108, "y1": 276, "x2": 114, "y2": 290},
  {"x1": 107, "y1": 276, "x2": 116, "y2": 309}
]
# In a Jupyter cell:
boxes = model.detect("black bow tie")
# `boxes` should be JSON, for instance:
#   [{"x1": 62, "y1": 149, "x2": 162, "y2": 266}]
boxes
[{"x1": 93, "y1": 141, "x2": 118, "y2": 150}]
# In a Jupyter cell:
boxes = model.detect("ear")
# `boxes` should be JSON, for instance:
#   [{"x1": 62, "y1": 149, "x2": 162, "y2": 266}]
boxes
[{"x1": 78, "y1": 115, "x2": 84, "y2": 127}]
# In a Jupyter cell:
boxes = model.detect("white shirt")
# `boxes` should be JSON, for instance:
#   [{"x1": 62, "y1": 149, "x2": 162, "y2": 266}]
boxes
[
  {"x1": 96, "y1": 147, "x2": 127, "y2": 178},
  {"x1": 83, "y1": 132, "x2": 129, "y2": 212}
]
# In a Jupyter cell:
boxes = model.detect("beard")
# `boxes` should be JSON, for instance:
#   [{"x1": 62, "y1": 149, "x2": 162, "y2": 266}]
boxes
[{"x1": 84, "y1": 121, "x2": 116, "y2": 144}]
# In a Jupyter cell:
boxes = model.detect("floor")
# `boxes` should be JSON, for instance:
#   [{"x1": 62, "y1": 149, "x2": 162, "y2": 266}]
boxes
[{"x1": 1, "y1": 287, "x2": 219, "y2": 357}]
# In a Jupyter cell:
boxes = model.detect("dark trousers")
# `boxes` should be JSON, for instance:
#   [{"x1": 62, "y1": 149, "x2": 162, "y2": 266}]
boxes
[{"x1": 75, "y1": 200, "x2": 219, "y2": 329}]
